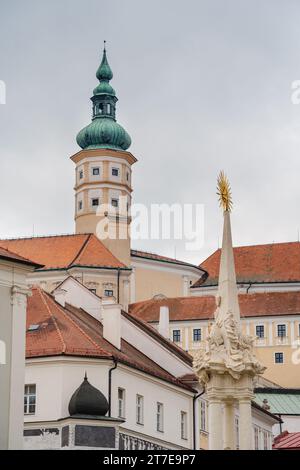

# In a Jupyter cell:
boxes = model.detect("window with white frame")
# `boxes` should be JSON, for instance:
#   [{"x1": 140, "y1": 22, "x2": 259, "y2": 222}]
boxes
[
  {"x1": 136, "y1": 395, "x2": 144, "y2": 425},
  {"x1": 254, "y1": 426, "x2": 260, "y2": 450},
  {"x1": 193, "y1": 328, "x2": 201, "y2": 342},
  {"x1": 263, "y1": 430, "x2": 269, "y2": 450},
  {"x1": 24, "y1": 384, "x2": 36, "y2": 415},
  {"x1": 200, "y1": 400, "x2": 206, "y2": 431},
  {"x1": 104, "y1": 289, "x2": 114, "y2": 297},
  {"x1": 256, "y1": 325, "x2": 265, "y2": 338},
  {"x1": 277, "y1": 324, "x2": 286, "y2": 338},
  {"x1": 92, "y1": 167, "x2": 100, "y2": 176},
  {"x1": 91, "y1": 198, "x2": 99, "y2": 207},
  {"x1": 235, "y1": 417, "x2": 239, "y2": 449},
  {"x1": 156, "y1": 402, "x2": 164, "y2": 432},
  {"x1": 180, "y1": 411, "x2": 188, "y2": 440},
  {"x1": 172, "y1": 329, "x2": 181, "y2": 343},
  {"x1": 275, "y1": 352, "x2": 284, "y2": 363},
  {"x1": 118, "y1": 388, "x2": 125, "y2": 418}
]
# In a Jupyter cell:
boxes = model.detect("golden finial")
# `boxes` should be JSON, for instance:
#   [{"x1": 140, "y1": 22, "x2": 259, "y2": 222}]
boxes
[{"x1": 216, "y1": 171, "x2": 233, "y2": 212}]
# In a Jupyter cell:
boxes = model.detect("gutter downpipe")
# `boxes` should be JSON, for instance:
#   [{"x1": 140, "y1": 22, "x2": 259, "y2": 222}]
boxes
[
  {"x1": 108, "y1": 358, "x2": 118, "y2": 417},
  {"x1": 193, "y1": 389, "x2": 205, "y2": 450}
]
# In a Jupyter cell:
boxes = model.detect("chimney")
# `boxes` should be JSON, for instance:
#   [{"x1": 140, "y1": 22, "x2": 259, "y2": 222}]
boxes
[
  {"x1": 54, "y1": 288, "x2": 67, "y2": 307},
  {"x1": 102, "y1": 303, "x2": 122, "y2": 349},
  {"x1": 158, "y1": 306, "x2": 169, "y2": 339}
]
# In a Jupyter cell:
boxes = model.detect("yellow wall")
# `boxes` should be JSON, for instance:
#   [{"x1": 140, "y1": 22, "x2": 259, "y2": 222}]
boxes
[{"x1": 134, "y1": 267, "x2": 185, "y2": 302}]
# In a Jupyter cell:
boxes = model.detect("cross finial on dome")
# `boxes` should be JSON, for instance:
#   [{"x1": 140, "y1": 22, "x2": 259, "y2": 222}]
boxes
[{"x1": 103, "y1": 40, "x2": 106, "y2": 52}]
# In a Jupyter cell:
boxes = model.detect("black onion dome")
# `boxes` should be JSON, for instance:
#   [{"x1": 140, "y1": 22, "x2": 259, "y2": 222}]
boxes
[{"x1": 68, "y1": 374, "x2": 109, "y2": 416}]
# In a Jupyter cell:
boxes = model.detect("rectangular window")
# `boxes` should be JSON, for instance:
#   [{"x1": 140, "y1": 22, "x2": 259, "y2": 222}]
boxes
[
  {"x1": 193, "y1": 328, "x2": 201, "y2": 342},
  {"x1": 78, "y1": 200, "x2": 83, "y2": 211},
  {"x1": 24, "y1": 384, "x2": 36, "y2": 415},
  {"x1": 136, "y1": 395, "x2": 144, "y2": 425},
  {"x1": 172, "y1": 330, "x2": 181, "y2": 343},
  {"x1": 104, "y1": 289, "x2": 114, "y2": 297},
  {"x1": 91, "y1": 198, "x2": 99, "y2": 207},
  {"x1": 254, "y1": 426, "x2": 260, "y2": 450},
  {"x1": 111, "y1": 198, "x2": 119, "y2": 208},
  {"x1": 181, "y1": 411, "x2": 188, "y2": 439},
  {"x1": 235, "y1": 417, "x2": 239, "y2": 450},
  {"x1": 118, "y1": 388, "x2": 125, "y2": 418},
  {"x1": 200, "y1": 400, "x2": 206, "y2": 431},
  {"x1": 275, "y1": 352, "x2": 284, "y2": 363},
  {"x1": 112, "y1": 167, "x2": 119, "y2": 177},
  {"x1": 126, "y1": 172, "x2": 129, "y2": 181},
  {"x1": 277, "y1": 324, "x2": 286, "y2": 337},
  {"x1": 156, "y1": 402, "x2": 164, "y2": 432},
  {"x1": 92, "y1": 167, "x2": 100, "y2": 176},
  {"x1": 256, "y1": 325, "x2": 265, "y2": 338},
  {"x1": 263, "y1": 430, "x2": 269, "y2": 450},
  {"x1": 79, "y1": 170, "x2": 83, "y2": 179}
]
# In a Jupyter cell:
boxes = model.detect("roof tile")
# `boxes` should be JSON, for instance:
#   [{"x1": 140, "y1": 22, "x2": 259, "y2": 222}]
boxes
[
  {"x1": 0, "y1": 234, "x2": 125, "y2": 270},
  {"x1": 130, "y1": 291, "x2": 300, "y2": 322}
]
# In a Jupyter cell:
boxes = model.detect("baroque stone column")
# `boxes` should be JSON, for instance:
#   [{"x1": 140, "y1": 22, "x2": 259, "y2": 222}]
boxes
[
  {"x1": 239, "y1": 398, "x2": 253, "y2": 450},
  {"x1": 208, "y1": 399, "x2": 223, "y2": 450},
  {"x1": 193, "y1": 173, "x2": 266, "y2": 451},
  {"x1": 223, "y1": 401, "x2": 235, "y2": 449}
]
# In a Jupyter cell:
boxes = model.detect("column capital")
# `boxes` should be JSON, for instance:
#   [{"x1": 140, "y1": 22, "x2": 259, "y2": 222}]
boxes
[{"x1": 10, "y1": 285, "x2": 31, "y2": 307}]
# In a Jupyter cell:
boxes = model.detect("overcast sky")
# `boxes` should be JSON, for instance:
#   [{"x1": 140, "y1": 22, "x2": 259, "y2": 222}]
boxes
[{"x1": 1, "y1": 0, "x2": 300, "y2": 265}]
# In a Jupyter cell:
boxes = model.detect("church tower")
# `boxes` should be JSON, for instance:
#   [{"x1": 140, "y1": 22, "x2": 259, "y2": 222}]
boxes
[{"x1": 71, "y1": 45, "x2": 137, "y2": 266}]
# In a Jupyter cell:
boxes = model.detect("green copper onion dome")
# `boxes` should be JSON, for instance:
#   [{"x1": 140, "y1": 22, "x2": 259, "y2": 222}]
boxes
[{"x1": 76, "y1": 44, "x2": 131, "y2": 151}]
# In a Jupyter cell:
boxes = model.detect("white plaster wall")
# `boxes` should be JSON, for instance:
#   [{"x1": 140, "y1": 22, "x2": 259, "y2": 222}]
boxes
[
  {"x1": 24, "y1": 359, "x2": 110, "y2": 422},
  {"x1": 273, "y1": 415, "x2": 300, "y2": 435},
  {"x1": 54, "y1": 278, "x2": 102, "y2": 321},
  {"x1": 121, "y1": 316, "x2": 192, "y2": 377},
  {"x1": 111, "y1": 365, "x2": 193, "y2": 449}
]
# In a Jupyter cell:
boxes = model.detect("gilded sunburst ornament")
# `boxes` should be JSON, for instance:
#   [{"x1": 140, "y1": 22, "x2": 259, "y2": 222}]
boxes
[{"x1": 217, "y1": 171, "x2": 233, "y2": 212}]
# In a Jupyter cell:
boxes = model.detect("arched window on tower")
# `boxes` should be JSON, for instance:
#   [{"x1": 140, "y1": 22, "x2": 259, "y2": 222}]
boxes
[
  {"x1": 107, "y1": 103, "x2": 111, "y2": 114},
  {"x1": 98, "y1": 103, "x2": 104, "y2": 114}
]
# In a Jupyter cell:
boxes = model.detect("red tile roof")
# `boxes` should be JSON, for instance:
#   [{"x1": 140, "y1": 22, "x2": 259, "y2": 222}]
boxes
[
  {"x1": 273, "y1": 431, "x2": 300, "y2": 449},
  {"x1": 129, "y1": 291, "x2": 300, "y2": 322},
  {"x1": 193, "y1": 242, "x2": 300, "y2": 287},
  {"x1": 26, "y1": 288, "x2": 193, "y2": 391},
  {"x1": 0, "y1": 247, "x2": 42, "y2": 268},
  {"x1": 131, "y1": 249, "x2": 204, "y2": 272},
  {"x1": 0, "y1": 234, "x2": 126, "y2": 270}
]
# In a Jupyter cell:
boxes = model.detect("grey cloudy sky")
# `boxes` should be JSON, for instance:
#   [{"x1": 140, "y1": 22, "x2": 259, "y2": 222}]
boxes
[{"x1": 1, "y1": 0, "x2": 300, "y2": 265}]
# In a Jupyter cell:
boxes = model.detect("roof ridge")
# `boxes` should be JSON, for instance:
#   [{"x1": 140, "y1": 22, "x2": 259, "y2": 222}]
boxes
[
  {"x1": 0, "y1": 233, "x2": 91, "y2": 242},
  {"x1": 68, "y1": 234, "x2": 92, "y2": 267},
  {"x1": 46, "y1": 292, "x2": 107, "y2": 354},
  {"x1": 38, "y1": 289, "x2": 67, "y2": 353}
]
